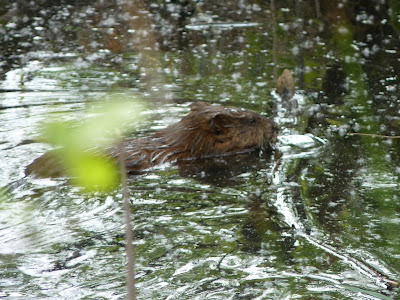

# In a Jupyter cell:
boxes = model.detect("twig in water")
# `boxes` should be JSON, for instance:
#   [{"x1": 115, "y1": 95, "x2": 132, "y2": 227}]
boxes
[{"x1": 348, "y1": 132, "x2": 400, "y2": 139}]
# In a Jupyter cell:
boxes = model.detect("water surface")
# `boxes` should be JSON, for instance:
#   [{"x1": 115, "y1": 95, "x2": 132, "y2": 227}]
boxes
[{"x1": 0, "y1": 1, "x2": 399, "y2": 299}]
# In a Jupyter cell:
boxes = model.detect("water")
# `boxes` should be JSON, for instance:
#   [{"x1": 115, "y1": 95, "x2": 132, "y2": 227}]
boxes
[{"x1": 1, "y1": 1, "x2": 399, "y2": 299}]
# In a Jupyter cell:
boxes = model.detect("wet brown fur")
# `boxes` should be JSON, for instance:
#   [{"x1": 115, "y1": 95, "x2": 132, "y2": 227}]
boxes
[{"x1": 115, "y1": 102, "x2": 278, "y2": 172}]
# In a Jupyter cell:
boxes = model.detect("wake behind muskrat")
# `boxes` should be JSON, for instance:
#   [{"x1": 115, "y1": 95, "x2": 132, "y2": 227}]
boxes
[{"x1": 25, "y1": 102, "x2": 278, "y2": 177}]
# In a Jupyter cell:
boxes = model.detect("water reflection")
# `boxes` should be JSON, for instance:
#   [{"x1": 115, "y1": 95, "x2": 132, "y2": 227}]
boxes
[
  {"x1": 177, "y1": 150, "x2": 274, "y2": 187},
  {"x1": 1, "y1": 0, "x2": 400, "y2": 299}
]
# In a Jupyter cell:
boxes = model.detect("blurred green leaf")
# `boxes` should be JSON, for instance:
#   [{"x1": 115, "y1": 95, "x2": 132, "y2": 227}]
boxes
[
  {"x1": 68, "y1": 152, "x2": 120, "y2": 192},
  {"x1": 78, "y1": 98, "x2": 145, "y2": 148},
  {"x1": 41, "y1": 94, "x2": 145, "y2": 192}
]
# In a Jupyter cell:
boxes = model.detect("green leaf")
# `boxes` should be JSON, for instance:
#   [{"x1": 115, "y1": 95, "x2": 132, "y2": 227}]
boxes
[
  {"x1": 68, "y1": 152, "x2": 120, "y2": 192},
  {"x1": 41, "y1": 94, "x2": 145, "y2": 192}
]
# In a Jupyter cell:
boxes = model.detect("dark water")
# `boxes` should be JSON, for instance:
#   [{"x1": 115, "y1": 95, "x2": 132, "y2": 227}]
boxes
[{"x1": 1, "y1": 0, "x2": 399, "y2": 299}]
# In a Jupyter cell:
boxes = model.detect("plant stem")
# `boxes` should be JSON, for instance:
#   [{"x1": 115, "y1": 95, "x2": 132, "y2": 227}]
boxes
[{"x1": 119, "y1": 143, "x2": 136, "y2": 300}]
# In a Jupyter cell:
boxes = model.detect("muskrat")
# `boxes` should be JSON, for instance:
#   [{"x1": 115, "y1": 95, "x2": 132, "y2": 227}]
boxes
[{"x1": 25, "y1": 102, "x2": 278, "y2": 177}]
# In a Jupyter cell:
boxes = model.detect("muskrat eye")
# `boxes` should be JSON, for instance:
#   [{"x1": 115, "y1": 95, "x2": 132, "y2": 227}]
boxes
[{"x1": 249, "y1": 118, "x2": 256, "y2": 124}]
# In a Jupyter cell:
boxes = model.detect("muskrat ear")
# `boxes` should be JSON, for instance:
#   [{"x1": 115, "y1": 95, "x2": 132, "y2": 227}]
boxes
[
  {"x1": 209, "y1": 113, "x2": 231, "y2": 135},
  {"x1": 190, "y1": 101, "x2": 211, "y2": 112}
]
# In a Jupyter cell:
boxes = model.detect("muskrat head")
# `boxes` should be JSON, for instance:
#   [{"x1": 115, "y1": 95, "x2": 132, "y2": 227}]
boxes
[
  {"x1": 207, "y1": 107, "x2": 278, "y2": 155},
  {"x1": 158, "y1": 102, "x2": 278, "y2": 159}
]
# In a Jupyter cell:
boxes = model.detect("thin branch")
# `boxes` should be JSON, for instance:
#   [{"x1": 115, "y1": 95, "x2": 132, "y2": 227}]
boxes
[
  {"x1": 315, "y1": 0, "x2": 321, "y2": 19},
  {"x1": 300, "y1": 232, "x2": 398, "y2": 290},
  {"x1": 271, "y1": 0, "x2": 277, "y2": 78},
  {"x1": 347, "y1": 132, "x2": 400, "y2": 139},
  {"x1": 118, "y1": 143, "x2": 137, "y2": 300}
]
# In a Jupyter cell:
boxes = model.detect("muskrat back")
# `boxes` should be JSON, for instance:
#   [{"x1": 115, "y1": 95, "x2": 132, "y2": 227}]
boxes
[{"x1": 118, "y1": 102, "x2": 277, "y2": 172}]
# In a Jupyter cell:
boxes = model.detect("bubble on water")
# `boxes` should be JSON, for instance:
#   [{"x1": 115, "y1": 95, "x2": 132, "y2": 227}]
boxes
[
  {"x1": 252, "y1": 4, "x2": 261, "y2": 11},
  {"x1": 362, "y1": 47, "x2": 370, "y2": 57},
  {"x1": 371, "y1": 44, "x2": 380, "y2": 54},
  {"x1": 338, "y1": 125, "x2": 349, "y2": 136},
  {"x1": 386, "y1": 85, "x2": 396, "y2": 92},
  {"x1": 5, "y1": 22, "x2": 17, "y2": 29},
  {"x1": 173, "y1": 262, "x2": 195, "y2": 276},
  {"x1": 303, "y1": 40, "x2": 313, "y2": 49},
  {"x1": 279, "y1": 22, "x2": 290, "y2": 31},
  {"x1": 231, "y1": 72, "x2": 241, "y2": 81},
  {"x1": 338, "y1": 26, "x2": 349, "y2": 34},
  {"x1": 291, "y1": 45, "x2": 300, "y2": 56},
  {"x1": 383, "y1": 138, "x2": 392, "y2": 146},
  {"x1": 74, "y1": 57, "x2": 90, "y2": 69}
]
